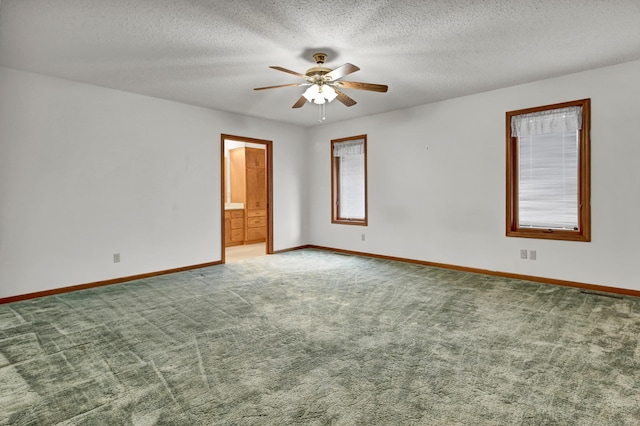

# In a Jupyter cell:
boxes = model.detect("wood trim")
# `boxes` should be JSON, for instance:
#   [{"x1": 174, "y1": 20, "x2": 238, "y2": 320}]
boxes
[
  {"x1": 266, "y1": 139, "x2": 274, "y2": 255},
  {"x1": 0, "y1": 260, "x2": 222, "y2": 304},
  {"x1": 331, "y1": 140, "x2": 339, "y2": 223},
  {"x1": 220, "y1": 134, "x2": 227, "y2": 264},
  {"x1": 580, "y1": 99, "x2": 592, "y2": 241},
  {"x1": 305, "y1": 245, "x2": 640, "y2": 298},
  {"x1": 4, "y1": 245, "x2": 638, "y2": 303},
  {"x1": 505, "y1": 98, "x2": 591, "y2": 242},
  {"x1": 221, "y1": 134, "x2": 274, "y2": 260},
  {"x1": 331, "y1": 134, "x2": 368, "y2": 226},
  {"x1": 271, "y1": 245, "x2": 309, "y2": 254}
]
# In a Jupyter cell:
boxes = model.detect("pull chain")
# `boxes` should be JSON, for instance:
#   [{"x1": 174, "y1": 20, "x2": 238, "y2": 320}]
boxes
[{"x1": 318, "y1": 103, "x2": 326, "y2": 122}]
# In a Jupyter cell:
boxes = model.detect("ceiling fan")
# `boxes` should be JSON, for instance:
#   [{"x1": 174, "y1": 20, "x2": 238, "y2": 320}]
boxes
[{"x1": 254, "y1": 52, "x2": 388, "y2": 117}]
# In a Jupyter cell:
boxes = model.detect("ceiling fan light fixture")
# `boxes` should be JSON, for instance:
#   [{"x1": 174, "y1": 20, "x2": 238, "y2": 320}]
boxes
[
  {"x1": 323, "y1": 85, "x2": 338, "y2": 102},
  {"x1": 302, "y1": 84, "x2": 319, "y2": 102},
  {"x1": 254, "y1": 52, "x2": 388, "y2": 119},
  {"x1": 303, "y1": 84, "x2": 337, "y2": 104}
]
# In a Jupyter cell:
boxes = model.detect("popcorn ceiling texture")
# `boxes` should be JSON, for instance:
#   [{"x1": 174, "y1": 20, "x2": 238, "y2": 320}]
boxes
[{"x1": 1, "y1": 0, "x2": 640, "y2": 126}]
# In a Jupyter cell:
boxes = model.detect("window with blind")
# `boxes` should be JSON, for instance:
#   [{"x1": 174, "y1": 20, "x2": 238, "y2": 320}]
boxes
[
  {"x1": 331, "y1": 135, "x2": 367, "y2": 225},
  {"x1": 506, "y1": 99, "x2": 591, "y2": 241}
]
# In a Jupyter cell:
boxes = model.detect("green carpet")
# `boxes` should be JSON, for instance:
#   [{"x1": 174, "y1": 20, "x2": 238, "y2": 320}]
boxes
[{"x1": 1, "y1": 249, "x2": 639, "y2": 425}]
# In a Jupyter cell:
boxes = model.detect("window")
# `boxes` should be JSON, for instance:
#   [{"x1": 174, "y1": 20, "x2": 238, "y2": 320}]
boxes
[
  {"x1": 506, "y1": 99, "x2": 590, "y2": 241},
  {"x1": 331, "y1": 135, "x2": 367, "y2": 225}
]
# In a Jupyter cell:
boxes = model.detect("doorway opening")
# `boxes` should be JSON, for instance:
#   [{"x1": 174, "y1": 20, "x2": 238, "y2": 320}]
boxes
[{"x1": 221, "y1": 135, "x2": 273, "y2": 263}]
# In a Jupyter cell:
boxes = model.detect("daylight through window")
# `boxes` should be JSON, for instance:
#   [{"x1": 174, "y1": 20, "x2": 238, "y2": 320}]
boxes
[
  {"x1": 332, "y1": 135, "x2": 367, "y2": 225},
  {"x1": 506, "y1": 99, "x2": 590, "y2": 241}
]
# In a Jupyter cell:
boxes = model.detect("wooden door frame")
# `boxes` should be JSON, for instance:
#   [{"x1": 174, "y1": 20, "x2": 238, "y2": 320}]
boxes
[{"x1": 220, "y1": 134, "x2": 273, "y2": 263}]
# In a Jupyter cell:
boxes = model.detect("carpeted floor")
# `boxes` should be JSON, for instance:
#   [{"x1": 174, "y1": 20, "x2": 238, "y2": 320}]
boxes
[{"x1": 1, "y1": 249, "x2": 639, "y2": 425}]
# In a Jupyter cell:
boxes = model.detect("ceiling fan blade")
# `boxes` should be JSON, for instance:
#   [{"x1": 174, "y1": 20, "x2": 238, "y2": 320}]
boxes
[
  {"x1": 336, "y1": 81, "x2": 388, "y2": 93},
  {"x1": 292, "y1": 96, "x2": 307, "y2": 108},
  {"x1": 254, "y1": 83, "x2": 303, "y2": 91},
  {"x1": 326, "y1": 63, "x2": 360, "y2": 81},
  {"x1": 269, "y1": 66, "x2": 307, "y2": 79},
  {"x1": 334, "y1": 88, "x2": 357, "y2": 107}
]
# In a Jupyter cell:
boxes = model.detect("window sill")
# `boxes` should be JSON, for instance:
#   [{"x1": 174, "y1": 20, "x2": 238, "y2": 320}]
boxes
[
  {"x1": 332, "y1": 219, "x2": 367, "y2": 226},
  {"x1": 506, "y1": 228, "x2": 590, "y2": 242}
]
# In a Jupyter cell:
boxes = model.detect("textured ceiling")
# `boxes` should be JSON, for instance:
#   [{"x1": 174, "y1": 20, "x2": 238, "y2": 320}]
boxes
[{"x1": 1, "y1": 0, "x2": 640, "y2": 127}]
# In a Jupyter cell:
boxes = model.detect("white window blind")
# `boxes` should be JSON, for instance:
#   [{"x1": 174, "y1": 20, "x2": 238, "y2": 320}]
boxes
[
  {"x1": 333, "y1": 139, "x2": 365, "y2": 220},
  {"x1": 512, "y1": 107, "x2": 582, "y2": 230}
]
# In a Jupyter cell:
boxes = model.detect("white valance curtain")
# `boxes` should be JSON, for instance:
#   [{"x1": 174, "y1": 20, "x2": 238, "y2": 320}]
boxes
[
  {"x1": 333, "y1": 139, "x2": 364, "y2": 157},
  {"x1": 511, "y1": 106, "x2": 582, "y2": 137}
]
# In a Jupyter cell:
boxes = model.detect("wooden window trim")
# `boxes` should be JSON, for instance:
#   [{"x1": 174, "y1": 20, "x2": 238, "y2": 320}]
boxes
[
  {"x1": 331, "y1": 134, "x2": 368, "y2": 226},
  {"x1": 506, "y1": 98, "x2": 591, "y2": 242}
]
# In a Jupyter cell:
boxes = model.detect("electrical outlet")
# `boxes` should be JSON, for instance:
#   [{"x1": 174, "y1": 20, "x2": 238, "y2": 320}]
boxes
[
  {"x1": 529, "y1": 250, "x2": 537, "y2": 260},
  {"x1": 520, "y1": 249, "x2": 528, "y2": 259},
  {"x1": 361, "y1": 234, "x2": 366, "y2": 241},
  {"x1": 113, "y1": 253, "x2": 120, "y2": 263}
]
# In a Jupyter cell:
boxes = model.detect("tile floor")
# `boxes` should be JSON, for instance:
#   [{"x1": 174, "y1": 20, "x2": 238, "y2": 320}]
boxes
[{"x1": 225, "y1": 242, "x2": 266, "y2": 262}]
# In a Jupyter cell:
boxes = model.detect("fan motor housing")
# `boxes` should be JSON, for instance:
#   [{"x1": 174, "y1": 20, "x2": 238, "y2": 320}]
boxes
[
  {"x1": 306, "y1": 52, "x2": 332, "y2": 78},
  {"x1": 305, "y1": 66, "x2": 331, "y2": 77}
]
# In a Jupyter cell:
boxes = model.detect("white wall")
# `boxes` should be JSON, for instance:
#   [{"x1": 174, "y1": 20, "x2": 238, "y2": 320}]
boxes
[
  {"x1": 0, "y1": 67, "x2": 308, "y2": 298},
  {"x1": 307, "y1": 60, "x2": 640, "y2": 291},
  {"x1": 3, "y1": 60, "x2": 639, "y2": 298}
]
